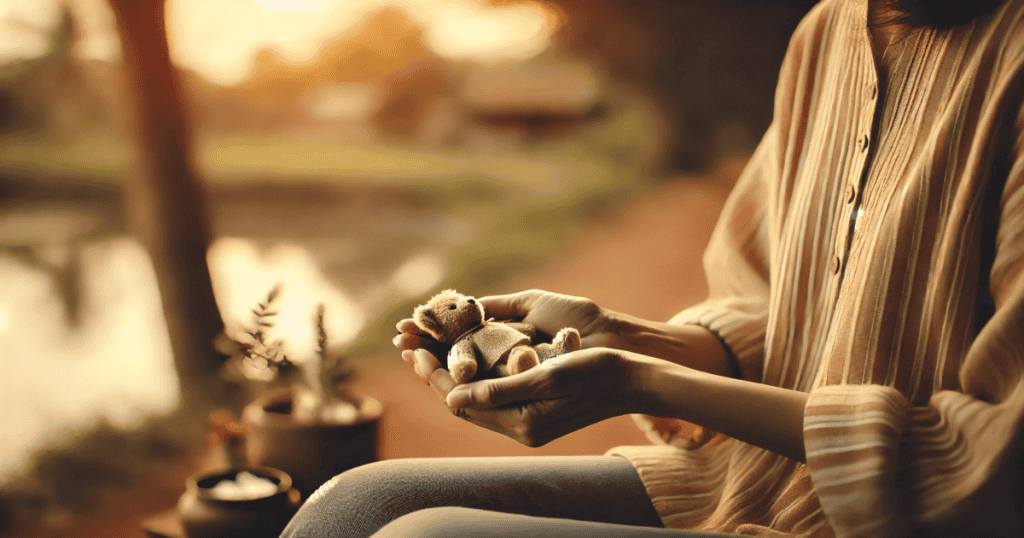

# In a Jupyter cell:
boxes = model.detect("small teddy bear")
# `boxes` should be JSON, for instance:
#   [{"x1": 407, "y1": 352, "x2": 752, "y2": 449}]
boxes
[{"x1": 412, "y1": 289, "x2": 582, "y2": 384}]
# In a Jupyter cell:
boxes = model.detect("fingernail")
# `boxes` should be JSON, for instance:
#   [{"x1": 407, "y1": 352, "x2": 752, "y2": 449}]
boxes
[
  {"x1": 413, "y1": 349, "x2": 433, "y2": 375},
  {"x1": 392, "y1": 334, "x2": 401, "y2": 347},
  {"x1": 447, "y1": 388, "x2": 470, "y2": 408}
]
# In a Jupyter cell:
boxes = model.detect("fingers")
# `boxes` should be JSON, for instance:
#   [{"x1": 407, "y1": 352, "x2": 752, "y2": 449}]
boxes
[
  {"x1": 401, "y1": 350, "x2": 427, "y2": 386},
  {"x1": 404, "y1": 349, "x2": 456, "y2": 402},
  {"x1": 396, "y1": 318, "x2": 429, "y2": 335},
  {"x1": 446, "y1": 367, "x2": 546, "y2": 409},
  {"x1": 393, "y1": 332, "x2": 446, "y2": 355},
  {"x1": 394, "y1": 318, "x2": 447, "y2": 356},
  {"x1": 478, "y1": 289, "x2": 542, "y2": 320},
  {"x1": 403, "y1": 347, "x2": 554, "y2": 447}
]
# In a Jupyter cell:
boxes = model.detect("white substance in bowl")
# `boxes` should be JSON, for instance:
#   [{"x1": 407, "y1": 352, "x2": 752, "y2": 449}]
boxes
[{"x1": 207, "y1": 471, "x2": 278, "y2": 500}]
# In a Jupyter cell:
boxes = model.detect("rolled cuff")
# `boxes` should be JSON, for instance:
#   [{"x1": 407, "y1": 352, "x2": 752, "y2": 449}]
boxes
[{"x1": 803, "y1": 384, "x2": 911, "y2": 538}]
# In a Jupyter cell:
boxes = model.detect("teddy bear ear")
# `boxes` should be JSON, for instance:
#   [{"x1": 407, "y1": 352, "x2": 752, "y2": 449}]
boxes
[{"x1": 413, "y1": 304, "x2": 440, "y2": 336}]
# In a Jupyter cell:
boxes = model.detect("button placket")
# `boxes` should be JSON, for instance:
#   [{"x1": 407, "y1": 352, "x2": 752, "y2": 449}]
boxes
[{"x1": 834, "y1": 78, "x2": 878, "y2": 281}]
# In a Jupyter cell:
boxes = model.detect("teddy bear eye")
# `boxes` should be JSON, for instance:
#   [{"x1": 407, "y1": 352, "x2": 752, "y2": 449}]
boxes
[{"x1": 449, "y1": 304, "x2": 457, "y2": 310}]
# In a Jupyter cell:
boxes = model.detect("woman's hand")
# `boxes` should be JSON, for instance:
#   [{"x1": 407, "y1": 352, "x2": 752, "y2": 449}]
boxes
[
  {"x1": 401, "y1": 345, "x2": 809, "y2": 461},
  {"x1": 392, "y1": 289, "x2": 619, "y2": 357},
  {"x1": 478, "y1": 289, "x2": 621, "y2": 348},
  {"x1": 400, "y1": 346, "x2": 649, "y2": 447}
]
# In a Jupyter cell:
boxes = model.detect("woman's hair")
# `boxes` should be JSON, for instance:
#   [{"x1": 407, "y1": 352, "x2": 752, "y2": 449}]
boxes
[{"x1": 877, "y1": 0, "x2": 1007, "y2": 28}]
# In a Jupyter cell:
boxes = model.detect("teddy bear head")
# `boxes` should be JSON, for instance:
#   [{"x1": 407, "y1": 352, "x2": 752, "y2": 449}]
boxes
[{"x1": 413, "y1": 289, "x2": 486, "y2": 345}]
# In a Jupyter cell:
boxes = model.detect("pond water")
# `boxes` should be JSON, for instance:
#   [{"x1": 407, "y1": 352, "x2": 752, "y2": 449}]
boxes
[{"x1": 0, "y1": 234, "x2": 444, "y2": 480}]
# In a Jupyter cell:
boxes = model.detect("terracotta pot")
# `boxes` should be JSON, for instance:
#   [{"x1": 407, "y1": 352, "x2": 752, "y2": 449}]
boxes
[
  {"x1": 242, "y1": 389, "x2": 383, "y2": 495},
  {"x1": 177, "y1": 466, "x2": 301, "y2": 538}
]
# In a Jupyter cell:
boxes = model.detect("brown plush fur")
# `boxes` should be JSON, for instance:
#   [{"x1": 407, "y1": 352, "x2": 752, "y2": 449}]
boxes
[{"x1": 413, "y1": 289, "x2": 485, "y2": 345}]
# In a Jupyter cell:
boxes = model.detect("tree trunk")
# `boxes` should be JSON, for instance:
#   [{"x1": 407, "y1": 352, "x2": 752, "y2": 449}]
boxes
[{"x1": 108, "y1": 0, "x2": 232, "y2": 410}]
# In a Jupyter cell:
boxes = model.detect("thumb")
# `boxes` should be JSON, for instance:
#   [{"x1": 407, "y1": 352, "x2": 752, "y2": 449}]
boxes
[
  {"x1": 446, "y1": 372, "x2": 540, "y2": 409},
  {"x1": 478, "y1": 290, "x2": 541, "y2": 320}
]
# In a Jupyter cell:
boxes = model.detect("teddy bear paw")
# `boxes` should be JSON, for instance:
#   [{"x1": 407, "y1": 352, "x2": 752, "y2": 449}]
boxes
[
  {"x1": 450, "y1": 360, "x2": 477, "y2": 384},
  {"x1": 553, "y1": 328, "x2": 582, "y2": 353},
  {"x1": 508, "y1": 346, "x2": 539, "y2": 375}
]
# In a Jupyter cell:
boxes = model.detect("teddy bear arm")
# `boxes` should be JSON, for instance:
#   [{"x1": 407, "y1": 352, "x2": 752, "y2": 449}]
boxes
[
  {"x1": 448, "y1": 338, "x2": 478, "y2": 384},
  {"x1": 534, "y1": 328, "x2": 581, "y2": 362}
]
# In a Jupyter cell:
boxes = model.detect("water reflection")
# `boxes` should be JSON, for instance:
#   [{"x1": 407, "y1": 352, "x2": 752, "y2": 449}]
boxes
[
  {"x1": 0, "y1": 237, "x2": 175, "y2": 479},
  {"x1": 0, "y1": 235, "x2": 374, "y2": 480},
  {"x1": 208, "y1": 237, "x2": 365, "y2": 360}
]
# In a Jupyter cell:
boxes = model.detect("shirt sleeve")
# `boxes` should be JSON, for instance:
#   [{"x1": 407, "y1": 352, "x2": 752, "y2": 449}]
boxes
[
  {"x1": 803, "y1": 100, "x2": 1024, "y2": 537},
  {"x1": 666, "y1": 123, "x2": 776, "y2": 383},
  {"x1": 631, "y1": 121, "x2": 778, "y2": 449},
  {"x1": 628, "y1": 0, "x2": 827, "y2": 451}
]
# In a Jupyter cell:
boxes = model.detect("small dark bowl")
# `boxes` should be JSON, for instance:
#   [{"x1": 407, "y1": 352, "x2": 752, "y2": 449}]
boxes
[{"x1": 177, "y1": 466, "x2": 300, "y2": 538}]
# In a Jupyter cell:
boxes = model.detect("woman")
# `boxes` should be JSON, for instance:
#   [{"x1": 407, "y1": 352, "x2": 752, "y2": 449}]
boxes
[{"x1": 282, "y1": 0, "x2": 1024, "y2": 535}]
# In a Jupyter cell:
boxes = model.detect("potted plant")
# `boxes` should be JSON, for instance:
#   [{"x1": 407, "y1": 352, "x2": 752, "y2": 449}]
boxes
[{"x1": 224, "y1": 286, "x2": 383, "y2": 496}]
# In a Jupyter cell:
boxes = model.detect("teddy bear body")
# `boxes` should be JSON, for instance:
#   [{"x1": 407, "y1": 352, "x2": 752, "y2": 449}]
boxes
[{"x1": 413, "y1": 289, "x2": 581, "y2": 384}]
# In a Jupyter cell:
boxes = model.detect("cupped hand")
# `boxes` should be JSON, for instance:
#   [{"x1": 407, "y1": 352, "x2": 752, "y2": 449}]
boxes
[
  {"x1": 393, "y1": 317, "x2": 449, "y2": 358},
  {"x1": 477, "y1": 289, "x2": 621, "y2": 349},
  {"x1": 392, "y1": 289, "x2": 619, "y2": 358},
  {"x1": 400, "y1": 346, "x2": 649, "y2": 447}
]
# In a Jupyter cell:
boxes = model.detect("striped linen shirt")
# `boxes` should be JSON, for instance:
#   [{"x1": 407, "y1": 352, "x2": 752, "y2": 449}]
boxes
[{"x1": 609, "y1": 0, "x2": 1024, "y2": 536}]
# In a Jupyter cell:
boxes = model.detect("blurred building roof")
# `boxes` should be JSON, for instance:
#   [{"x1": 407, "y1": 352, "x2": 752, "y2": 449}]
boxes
[{"x1": 460, "y1": 60, "x2": 600, "y2": 117}]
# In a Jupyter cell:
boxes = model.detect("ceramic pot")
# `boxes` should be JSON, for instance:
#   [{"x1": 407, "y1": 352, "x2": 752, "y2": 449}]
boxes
[
  {"x1": 177, "y1": 466, "x2": 301, "y2": 538},
  {"x1": 242, "y1": 388, "x2": 383, "y2": 495}
]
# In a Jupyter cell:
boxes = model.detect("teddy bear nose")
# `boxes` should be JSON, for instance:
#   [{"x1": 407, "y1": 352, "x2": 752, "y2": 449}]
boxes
[{"x1": 467, "y1": 299, "x2": 475, "y2": 305}]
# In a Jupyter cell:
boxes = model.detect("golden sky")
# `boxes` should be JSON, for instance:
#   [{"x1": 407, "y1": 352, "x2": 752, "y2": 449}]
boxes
[{"x1": 0, "y1": 0, "x2": 556, "y2": 85}]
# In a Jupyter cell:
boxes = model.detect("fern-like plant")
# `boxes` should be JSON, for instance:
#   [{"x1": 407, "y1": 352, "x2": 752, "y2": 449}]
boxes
[
  {"x1": 314, "y1": 303, "x2": 355, "y2": 402},
  {"x1": 238, "y1": 285, "x2": 298, "y2": 381},
  {"x1": 231, "y1": 285, "x2": 359, "y2": 423}
]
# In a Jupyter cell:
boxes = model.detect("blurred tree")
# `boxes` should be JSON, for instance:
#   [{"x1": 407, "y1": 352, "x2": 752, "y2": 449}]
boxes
[
  {"x1": 502, "y1": 0, "x2": 817, "y2": 171},
  {"x1": 181, "y1": 5, "x2": 438, "y2": 135},
  {"x1": 315, "y1": 6, "x2": 436, "y2": 86},
  {"x1": 0, "y1": 5, "x2": 94, "y2": 137},
  {"x1": 107, "y1": 0, "x2": 232, "y2": 410}
]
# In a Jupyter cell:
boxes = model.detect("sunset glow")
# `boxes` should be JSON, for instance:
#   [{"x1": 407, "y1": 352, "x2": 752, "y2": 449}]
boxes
[
  {"x1": 165, "y1": 0, "x2": 558, "y2": 85},
  {"x1": 256, "y1": 0, "x2": 331, "y2": 12},
  {"x1": 0, "y1": 0, "x2": 557, "y2": 86}
]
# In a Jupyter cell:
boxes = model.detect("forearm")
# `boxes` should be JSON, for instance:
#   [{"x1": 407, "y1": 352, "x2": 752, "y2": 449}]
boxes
[
  {"x1": 630, "y1": 354, "x2": 808, "y2": 462},
  {"x1": 606, "y1": 311, "x2": 735, "y2": 378}
]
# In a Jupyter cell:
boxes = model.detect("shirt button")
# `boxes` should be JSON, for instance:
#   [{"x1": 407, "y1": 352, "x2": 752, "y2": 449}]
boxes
[
  {"x1": 857, "y1": 134, "x2": 870, "y2": 152},
  {"x1": 844, "y1": 184, "x2": 856, "y2": 203},
  {"x1": 830, "y1": 255, "x2": 842, "y2": 274}
]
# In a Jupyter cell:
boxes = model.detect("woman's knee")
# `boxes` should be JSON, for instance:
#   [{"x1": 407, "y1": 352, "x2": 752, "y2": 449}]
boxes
[
  {"x1": 372, "y1": 507, "x2": 487, "y2": 538},
  {"x1": 281, "y1": 461, "x2": 409, "y2": 538},
  {"x1": 299, "y1": 461, "x2": 385, "y2": 512}
]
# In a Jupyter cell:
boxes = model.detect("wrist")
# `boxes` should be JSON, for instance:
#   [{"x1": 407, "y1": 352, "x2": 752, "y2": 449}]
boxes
[
  {"x1": 632, "y1": 357, "x2": 809, "y2": 461},
  {"x1": 597, "y1": 309, "x2": 628, "y2": 349},
  {"x1": 619, "y1": 352, "x2": 686, "y2": 416},
  {"x1": 605, "y1": 314, "x2": 732, "y2": 378}
]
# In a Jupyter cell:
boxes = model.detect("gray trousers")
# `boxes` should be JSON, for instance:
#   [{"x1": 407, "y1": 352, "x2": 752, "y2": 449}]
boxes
[{"x1": 279, "y1": 455, "x2": 739, "y2": 537}]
